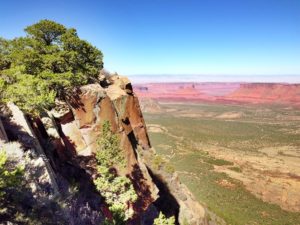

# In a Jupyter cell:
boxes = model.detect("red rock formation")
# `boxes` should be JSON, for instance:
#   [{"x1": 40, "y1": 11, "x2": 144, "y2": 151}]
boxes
[
  {"x1": 1, "y1": 76, "x2": 159, "y2": 221},
  {"x1": 134, "y1": 82, "x2": 300, "y2": 107},
  {"x1": 43, "y1": 78, "x2": 159, "y2": 212},
  {"x1": 1, "y1": 76, "x2": 210, "y2": 224},
  {"x1": 224, "y1": 83, "x2": 300, "y2": 105},
  {"x1": 134, "y1": 82, "x2": 240, "y2": 102}
]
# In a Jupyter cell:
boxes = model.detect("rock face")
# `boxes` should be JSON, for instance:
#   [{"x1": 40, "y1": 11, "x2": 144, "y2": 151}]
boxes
[
  {"x1": 0, "y1": 75, "x2": 209, "y2": 224},
  {"x1": 45, "y1": 76, "x2": 159, "y2": 210},
  {"x1": 0, "y1": 118, "x2": 8, "y2": 141}
]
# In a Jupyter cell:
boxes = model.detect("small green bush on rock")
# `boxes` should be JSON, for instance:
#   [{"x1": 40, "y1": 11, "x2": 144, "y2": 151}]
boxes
[
  {"x1": 94, "y1": 121, "x2": 137, "y2": 224},
  {"x1": 154, "y1": 212, "x2": 175, "y2": 225}
]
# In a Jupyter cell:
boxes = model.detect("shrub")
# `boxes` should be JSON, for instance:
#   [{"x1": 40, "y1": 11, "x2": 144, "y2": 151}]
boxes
[
  {"x1": 0, "y1": 150, "x2": 24, "y2": 199},
  {"x1": 228, "y1": 166, "x2": 242, "y2": 173},
  {"x1": 152, "y1": 154, "x2": 165, "y2": 170},
  {"x1": 94, "y1": 121, "x2": 137, "y2": 224},
  {"x1": 165, "y1": 163, "x2": 175, "y2": 174},
  {"x1": 204, "y1": 157, "x2": 234, "y2": 166},
  {"x1": 154, "y1": 212, "x2": 175, "y2": 225},
  {"x1": 95, "y1": 121, "x2": 126, "y2": 169}
]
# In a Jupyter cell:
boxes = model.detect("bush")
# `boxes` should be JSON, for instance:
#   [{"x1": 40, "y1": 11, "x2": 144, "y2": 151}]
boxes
[
  {"x1": 165, "y1": 163, "x2": 175, "y2": 174},
  {"x1": 95, "y1": 121, "x2": 126, "y2": 169},
  {"x1": 94, "y1": 121, "x2": 137, "y2": 224},
  {"x1": 152, "y1": 154, "x2": 165, "y2": 170},
  {"x1": 0, "y1": 150, "x2": 24, "y2": 199},
  {"x1": 154, "y1": 212, "x2": 175, "y2": 225}
]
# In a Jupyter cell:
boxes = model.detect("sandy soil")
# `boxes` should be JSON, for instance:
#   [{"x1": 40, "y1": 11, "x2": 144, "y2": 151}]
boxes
[
  {"x1": 147, "y1": 124, "x2": 168, "y2": 133},
  {"x1": 209, "y1": 146, "x2": 300, "y2": 212},
  {"x1": 216, "y1": 112, "x2": 244, "y2": 119}
]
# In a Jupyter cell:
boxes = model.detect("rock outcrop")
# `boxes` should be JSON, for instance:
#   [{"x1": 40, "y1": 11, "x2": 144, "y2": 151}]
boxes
[{"x1": 0, "y1": 74, "x2": 209, "y2": 224}]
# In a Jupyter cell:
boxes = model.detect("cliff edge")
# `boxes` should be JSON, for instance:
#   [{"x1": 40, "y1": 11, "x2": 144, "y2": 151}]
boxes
[{"x1": 0, "y1": 74, "x2": 208, "y2": 225}]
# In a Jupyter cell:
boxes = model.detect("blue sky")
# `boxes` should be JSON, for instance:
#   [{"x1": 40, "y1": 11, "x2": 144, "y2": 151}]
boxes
[{"x1": 0, "y1": 0, "x2": 299, "y2": 80}]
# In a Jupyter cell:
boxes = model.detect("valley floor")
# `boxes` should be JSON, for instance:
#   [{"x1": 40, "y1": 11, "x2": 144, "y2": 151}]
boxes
[{"x1": 143, "y1": 102, "x2": 300, "y2": 225}]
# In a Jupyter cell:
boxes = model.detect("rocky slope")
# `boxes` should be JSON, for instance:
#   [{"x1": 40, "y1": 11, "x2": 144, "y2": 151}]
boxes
[{"x1": 0, "y1": 75, "x2": 208, "y2": 224}]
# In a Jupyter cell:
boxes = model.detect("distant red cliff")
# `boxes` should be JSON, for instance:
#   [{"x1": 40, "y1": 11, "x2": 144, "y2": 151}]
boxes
[
  {"x1": 224, "y1": 83, "x2": 300, "y2": 105},
  {"x1": 133, "y1": 82, "x2": 300, "y2": 106}
]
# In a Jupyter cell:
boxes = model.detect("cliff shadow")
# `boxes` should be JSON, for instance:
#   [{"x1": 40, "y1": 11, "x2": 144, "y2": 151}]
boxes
[
  {"x1": 147, "y1": 167, "x2": 180, "y2": 225},
  {"x1": 131, "y1": 164, "x2": 154, "y2": 210},
  {"x1": 25, "y1": 115, "x2": 107, "y2": 224},
  {"x1": 0, "y1": 116, "x2": 94, "y2": 224},
  {"x1": 42, "y1": 137, "x2": 106, "y2": 224},
  {"x1": 1, "y1": 115, "x2": 37, "y2": 149}
]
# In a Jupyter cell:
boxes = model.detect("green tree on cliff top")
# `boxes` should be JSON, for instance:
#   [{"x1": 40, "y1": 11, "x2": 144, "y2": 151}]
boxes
[{"x1": 0, "y1": 20, "x2": 103, "y2": 114}]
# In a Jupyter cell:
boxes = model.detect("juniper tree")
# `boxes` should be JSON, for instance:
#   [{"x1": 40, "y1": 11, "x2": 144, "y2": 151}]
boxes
[{"x1": 0, "y1": 20, "x2": 103, "y2": 115}]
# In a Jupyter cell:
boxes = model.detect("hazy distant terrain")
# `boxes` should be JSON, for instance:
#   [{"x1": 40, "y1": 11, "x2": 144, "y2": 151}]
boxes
[
  {"x1": 128, "y1": 75, "x2": 300, "y2": 84},
  {"x1": 134, "y1": 82, "x2": 300, "y2": 107},
  {"x1": 135, "y1": 83, "x2": 300, "y2": 225}
]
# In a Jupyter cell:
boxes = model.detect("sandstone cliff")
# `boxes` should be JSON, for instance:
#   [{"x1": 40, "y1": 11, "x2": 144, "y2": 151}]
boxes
[
  {"x1": 225, "y1": 83, "x2": 300, "y2": 105},
  {"x1": 0, "y1": 75, "x2": 208, "y2": 224}
]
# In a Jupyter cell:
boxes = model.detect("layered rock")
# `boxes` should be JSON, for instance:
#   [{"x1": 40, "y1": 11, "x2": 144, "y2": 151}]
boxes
[
  {"x1": 0, "y1": 75, "x2": 159, "y2": 223},
  {"x1": 0, "y1": 74, "x2": 210, "y2": 224},
  {"x1": 225, "y1": 83, "x2": 300, "y2": 105}
]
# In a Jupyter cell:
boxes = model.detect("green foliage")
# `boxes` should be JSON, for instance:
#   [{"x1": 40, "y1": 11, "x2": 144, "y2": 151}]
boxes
[
  {"x1": 203, "y1": 157, "x2": 233, "y2": 166},
  {"x1": 102, "y1": 205, "x2": 127, "y2": 225},
  {"x1": 0, "y1": 38, "x2": 11, "y2": 71},
  {"x1": 0, "y1": 150, "x2": 24, "y2": 199},
  {"x1": 96, "y1": 121, "x2": 126, "y2": 169},
  {"x1": 228, "y1": 166, "x2": 242, "y2": 173},
  {"x1": 151, "y1": 154, "x2": 175, "y2": 174},
  {"x1": 153, "y1": 212, "x2": 175, "y2": 225},
  {"x1": 0, "y1": 19, "x2": 103, "y2": 114},
  {"x1": 25, "y1": 19, "x2": 66, "y2": 45},
  {"x1": 152, "y1": 154, "x2": 165, "y2": 170},
  {"x1": 165, "y1": 163, "x2": 175, "y2": 174},
  {"x1": 94, "y1": 121, "x2": 137, "y2": 224}
]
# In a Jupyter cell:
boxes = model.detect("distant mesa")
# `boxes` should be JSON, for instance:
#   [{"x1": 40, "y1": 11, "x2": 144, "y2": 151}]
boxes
[
  {"x1": 138, "y1": 86, "x2": 149, "y2": 91},
  {"x1": 133, "y1": 82, "x2": 300, "y2": 107}
]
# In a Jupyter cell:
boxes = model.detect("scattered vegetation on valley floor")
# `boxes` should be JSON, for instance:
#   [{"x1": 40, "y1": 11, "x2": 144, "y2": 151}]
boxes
[{"x1": 145, "y1": 103, "x2": 300, "y2": 225}]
